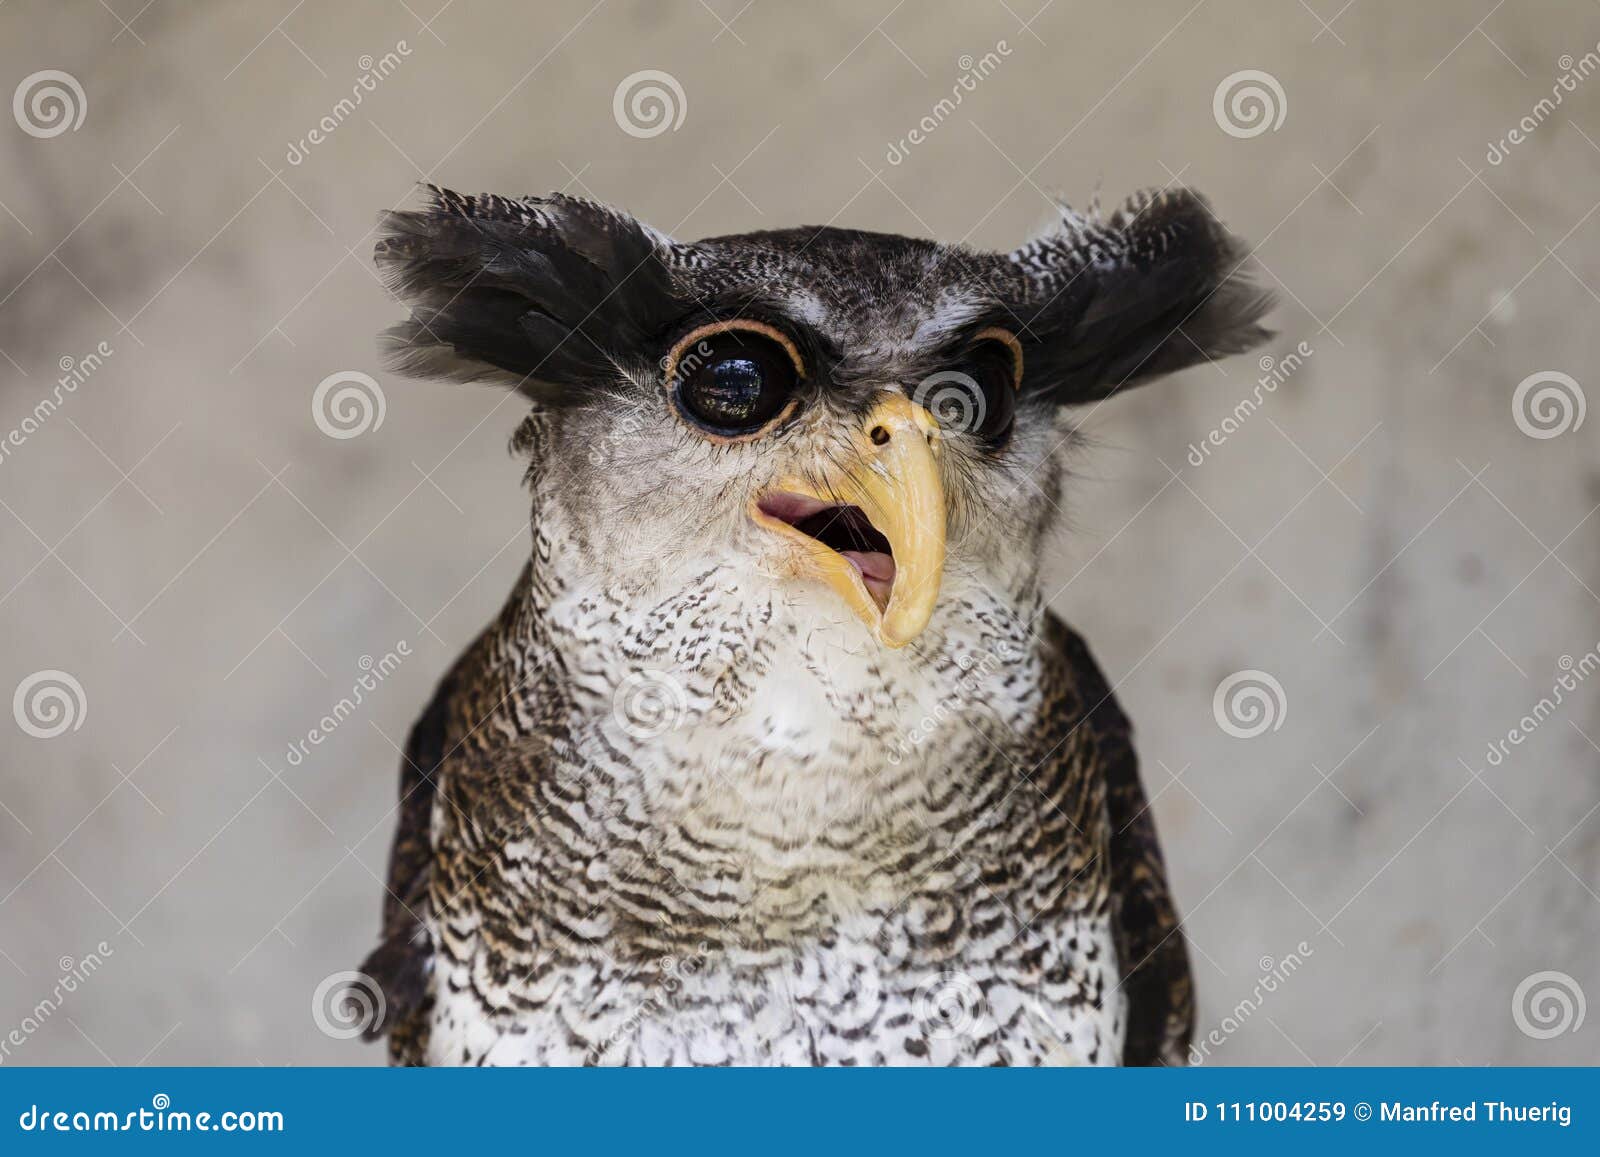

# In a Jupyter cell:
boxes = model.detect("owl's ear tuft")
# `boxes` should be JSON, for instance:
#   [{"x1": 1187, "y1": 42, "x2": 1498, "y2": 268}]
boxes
[
  {"x1": 1004, "y1": 187, "x2": 1273, "y2": 404},
  {"x1": 374, "y1": 185, "x2": 689, "y2": 403}
]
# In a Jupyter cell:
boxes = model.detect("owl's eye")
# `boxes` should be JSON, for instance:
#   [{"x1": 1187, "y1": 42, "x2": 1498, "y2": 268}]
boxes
[
  {"x1": 667, "y1": 323, "x2": 804, "y2": 437},
  {"x1": 916, "y1": 328, "x2": 1022, "y2": 445}
]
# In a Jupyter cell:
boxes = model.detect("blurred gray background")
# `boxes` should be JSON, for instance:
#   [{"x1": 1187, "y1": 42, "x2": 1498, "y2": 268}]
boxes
[{"x1": 1, "y1": 0, "x2": 1597, "y2": 1065}]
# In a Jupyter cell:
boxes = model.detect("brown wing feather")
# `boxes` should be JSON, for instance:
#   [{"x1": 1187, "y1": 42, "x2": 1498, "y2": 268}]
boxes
[
  {"x1": 1043, "y1": 613, "x2": 1194, "y2": 1065},
  {"x1": 357, "y1": 668, "x2": 457, "y2": 1064}
]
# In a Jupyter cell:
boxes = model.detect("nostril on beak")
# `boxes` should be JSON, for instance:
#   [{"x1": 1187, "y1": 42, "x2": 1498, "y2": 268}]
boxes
[{"x1": 869, "y1": 425, "x2": 891, "y2": 446}]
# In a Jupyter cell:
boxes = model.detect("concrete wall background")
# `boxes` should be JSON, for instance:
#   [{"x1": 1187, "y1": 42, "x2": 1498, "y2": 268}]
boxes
[{"x1": 1, "y1": 0, "x2": 1597, "y2": 1065}]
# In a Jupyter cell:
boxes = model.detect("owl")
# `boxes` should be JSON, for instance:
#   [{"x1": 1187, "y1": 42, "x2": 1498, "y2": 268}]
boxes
[{"x1": 356, "y1": 183, "x2": 1270, "y2": 1066}]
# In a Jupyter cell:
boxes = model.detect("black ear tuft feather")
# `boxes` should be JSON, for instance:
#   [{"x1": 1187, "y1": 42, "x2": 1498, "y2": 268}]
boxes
[
  {"x1": 1004, "y1": 187, "x2": 1273, "y2": 404},
  {"x1": 375, "y1": 185, "x2": 690, "y2": 404}
]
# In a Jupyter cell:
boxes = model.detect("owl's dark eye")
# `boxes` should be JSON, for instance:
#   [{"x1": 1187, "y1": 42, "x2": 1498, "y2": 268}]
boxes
[
  {"x1": 915, "y1": 329, "x2": 1021, "y2": 445},
  {"x1": 668, "y1": 323, "x2": 803, "y2": 437}
]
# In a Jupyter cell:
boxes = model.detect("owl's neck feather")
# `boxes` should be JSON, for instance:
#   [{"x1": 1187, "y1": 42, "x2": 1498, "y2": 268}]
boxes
[{"x1": 497, "y1": 517, "x2": 1044, "y2": 809}]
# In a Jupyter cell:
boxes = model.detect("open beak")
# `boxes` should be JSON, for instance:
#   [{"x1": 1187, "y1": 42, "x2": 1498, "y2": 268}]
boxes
[{"x1": 751, "y1": 394, "x2": 946, "y2": 648}]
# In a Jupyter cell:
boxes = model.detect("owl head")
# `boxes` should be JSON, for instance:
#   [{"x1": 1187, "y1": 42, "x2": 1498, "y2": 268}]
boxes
[{"x1": 377, "y1": 185, "x2": 1269, "y2": 649}]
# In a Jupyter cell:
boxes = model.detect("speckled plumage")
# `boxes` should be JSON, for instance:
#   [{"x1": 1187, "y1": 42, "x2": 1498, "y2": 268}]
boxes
[{"x1": 358, "y1": 183, "x2": 1267, "y2": 1066}]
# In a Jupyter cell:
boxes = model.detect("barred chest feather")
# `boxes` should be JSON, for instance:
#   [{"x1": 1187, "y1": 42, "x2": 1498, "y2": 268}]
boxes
[{"x1": 415, "y1": 549, "x2": 1128, "y2": 1066}]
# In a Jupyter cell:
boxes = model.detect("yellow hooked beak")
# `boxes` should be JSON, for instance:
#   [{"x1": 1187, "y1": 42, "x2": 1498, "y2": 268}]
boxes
[{"x1": 751, "y1": 394, "x2": 946, "y2": 648}]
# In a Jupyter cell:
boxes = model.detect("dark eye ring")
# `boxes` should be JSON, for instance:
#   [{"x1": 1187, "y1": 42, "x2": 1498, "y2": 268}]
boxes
[
  {"x1": 912, "y1": 326, "x2": 1022, "y2": 444},
  {"x1": 664, "y1": 320, "x2": 806, "y2": 440},
  {"x1": 970, "y1": 327, "x2": 1023, "y2": 391}
]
